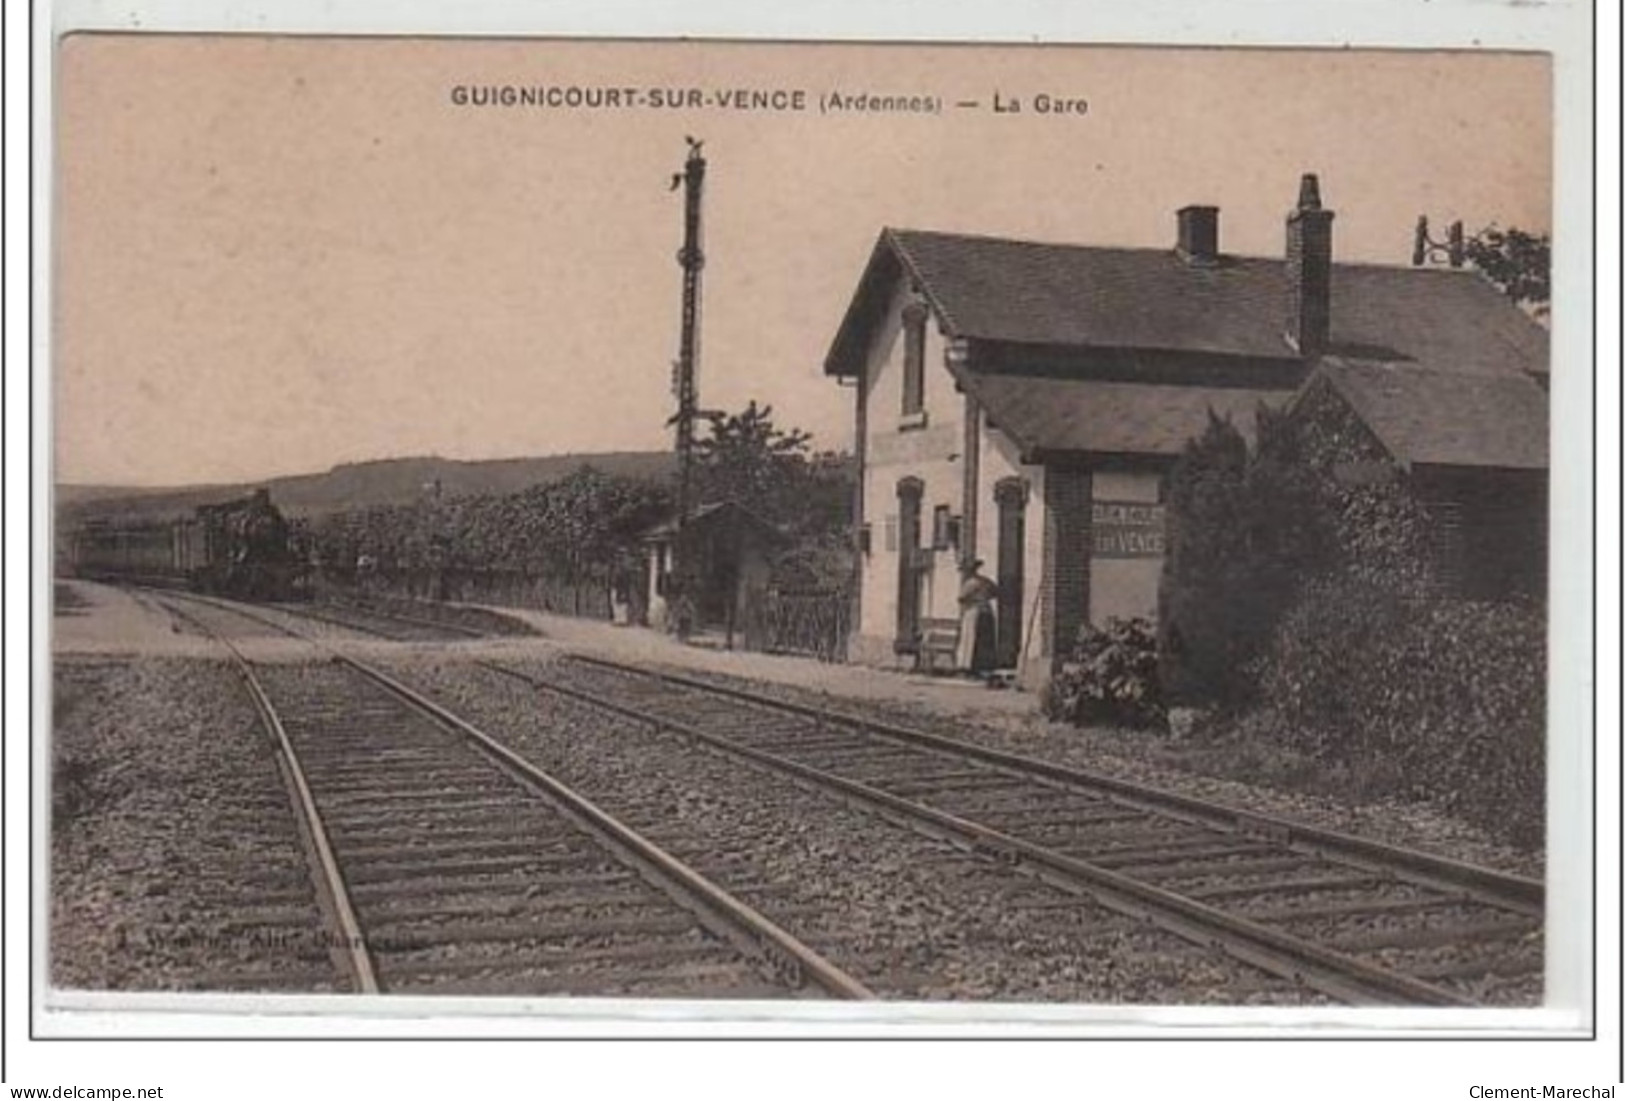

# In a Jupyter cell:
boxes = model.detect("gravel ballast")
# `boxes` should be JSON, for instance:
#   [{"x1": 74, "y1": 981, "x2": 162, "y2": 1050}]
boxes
[
  {"x1": 380, "y1": 652, "x2": 1332, "y2": 1005},
  {"x1": 597, "y1": 659, "x2": 1545, "y2": 882},
  {"x1": 51, "y1": 656, "x2": 336, "y2": 991},
  {"x1": 46, "y1": 584, "x2": 1543, "y2": 1005}
]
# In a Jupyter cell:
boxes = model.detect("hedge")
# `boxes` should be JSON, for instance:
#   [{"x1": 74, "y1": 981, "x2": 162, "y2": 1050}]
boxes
[{"x1": 1256, "y1": 577, "x2": 1545, "y2": 847}]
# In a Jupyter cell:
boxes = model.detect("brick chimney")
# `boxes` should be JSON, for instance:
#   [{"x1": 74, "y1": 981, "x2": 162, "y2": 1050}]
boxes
[
  {"x1": 1285, "y1": 174, "x2": 1334, "y2": 356},
  {"x1": 1176, "y1": 205, "x2": 1220, "y2": 264}
]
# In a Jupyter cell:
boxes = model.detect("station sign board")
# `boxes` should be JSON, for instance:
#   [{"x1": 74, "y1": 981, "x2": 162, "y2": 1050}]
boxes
[{"x1": 1091, "y1": 501, "x2": 1166, "y2": 559}]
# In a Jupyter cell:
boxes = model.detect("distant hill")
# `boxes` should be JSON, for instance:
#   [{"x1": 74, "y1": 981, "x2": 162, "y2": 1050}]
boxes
[{"x1": 57, "y1": 452, "x2": 677, "y2": 526}]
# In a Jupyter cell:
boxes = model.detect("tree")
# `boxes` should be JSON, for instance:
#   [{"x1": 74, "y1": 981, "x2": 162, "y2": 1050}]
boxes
[
  {"x1": 1464, "y1": 225, "x2": 1550, "y2": 312},
  {"x1": 1159, "y1": 407, "x2": 1336, "y2": 707},
  {"x1": 687, "y1": 402, "x2": 857, "y2": 592},
  {"x1": 693, "y1": 401, "x2": 842, "y2": 532},
  {"x1": 502, "y1": 466, "x2": 670, "y2": 593}
]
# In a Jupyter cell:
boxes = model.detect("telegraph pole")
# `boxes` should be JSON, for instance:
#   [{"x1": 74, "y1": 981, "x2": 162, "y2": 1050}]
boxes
[
  {"x1": 667, "y1": 137, "x2": 706, "y2": 638},
  {"x1": 672, "y1": 137, "x2": 706, "y2": 531}
]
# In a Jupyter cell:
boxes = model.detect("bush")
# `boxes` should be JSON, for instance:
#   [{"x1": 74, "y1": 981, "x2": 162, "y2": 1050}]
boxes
[
  {"x1": 1255, "y1": 577, "x2": 1545, "y2": 846},
  {"x1": 1159, "y1": 408, "x2": 1335, "y2": 708},
  {"x1": 1044, "y1": 617, "x2": 1165, "y2": 730}
]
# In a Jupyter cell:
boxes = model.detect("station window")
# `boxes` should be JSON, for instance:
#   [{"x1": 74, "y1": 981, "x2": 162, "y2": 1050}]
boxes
[
  {"x1": 932, "y1": 505, "x2": 957, "y2": 551},
  {"x1": 901, "y1": 299, "x2": 928, "y2": 418}
]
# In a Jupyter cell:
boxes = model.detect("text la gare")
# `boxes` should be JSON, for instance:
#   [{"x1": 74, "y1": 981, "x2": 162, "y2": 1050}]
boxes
[{"x1": 993, "y1": 91, "x2": 1089, "y2": 116}]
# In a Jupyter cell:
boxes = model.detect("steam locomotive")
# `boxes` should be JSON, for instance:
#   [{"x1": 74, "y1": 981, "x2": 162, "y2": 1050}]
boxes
[{"x1": 67, "y1": 488, "x2": 308, "y2": 602}]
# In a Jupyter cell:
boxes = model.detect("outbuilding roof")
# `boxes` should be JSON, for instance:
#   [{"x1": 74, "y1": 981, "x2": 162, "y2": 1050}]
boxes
[
  {"x1": 824, "y1": 228, "x2": 1549, "y2": 378},
  {"x1": 1307, "y1": 358, "x2": 1549, "y2": 470},
  {"x1": 640, "y1": 500, "x2": 789, "y2": 544}
]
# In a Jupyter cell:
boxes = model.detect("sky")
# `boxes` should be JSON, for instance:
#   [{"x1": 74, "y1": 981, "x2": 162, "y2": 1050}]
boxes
[{"x1": 52, "y1": 37, "x2": 1551, "y2": 486}]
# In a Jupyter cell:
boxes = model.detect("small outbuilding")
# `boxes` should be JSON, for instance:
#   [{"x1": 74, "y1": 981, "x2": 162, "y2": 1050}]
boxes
[
  {"x1": 641, "y1": 501, "x2": 787, "y2": 650},
  {"x1": 1287, "y1": 356, "x2": 1549, "y2": 601}
]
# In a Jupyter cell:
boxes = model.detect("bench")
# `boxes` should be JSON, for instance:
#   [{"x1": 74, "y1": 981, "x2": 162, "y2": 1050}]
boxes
[{"x1": 916, "y1": 616, "x2": 962, "y2": 674}]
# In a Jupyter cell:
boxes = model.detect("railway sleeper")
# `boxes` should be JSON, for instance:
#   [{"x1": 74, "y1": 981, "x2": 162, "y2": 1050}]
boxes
[
  {"x1": 347, "y1": 863, "x2": 619, "y2": 902},
  {"x1": 992, "y1": 807, "x2": 1165, "y2": 831},
  {"x1": 667, "y1": 715, "x2": 792, "y2": 740},
  {"x1": 793, "y1": 743, "x2": 940, "y2": 764},
  {"x1": 391, "y1": 961, "x2": 774, "y2": 999},
  {"x1": 864, "y1": 771, "x2": 1033, "y2": 795},
  {"x1": 1027, "y1": 822, "x2": 1211, "y2": 848},
  {"x1": 318, "y1": 802, "x2": 564, "y2": 830},
  {"x1": 291, "y1": 747, "x2": 455, "y2": 767},
  {"x1": 293, "y1": 745, "x2": 462, "y2": 766},
  {"x1": 349, "y1": 884, "x2": 652, "y2": 925},
  {"x1": 338, "y1": 837, "x2": 582, "y2": 865},
  {"x1": 310, "y1": 789, "x2": 528, "y2": 813},
  {"x1": 1085, "y1": 840, "x2": 1280, "y2": 869},
  {"x1": 971, "y1": 799, "x2": 1137, "y2": 822},
  {"x1": 340, "y1": 852, "x2": 590, "y2": 885},
  {"x1": 1183, "y1": 873, "x2": 1381, "y2": 902},
  {"x1": 369, "y1": 939, "x2": 741, "y2": 979},
  {"x1": 284, "y1": 708, "x2": 448, "y2": 728},
  {"x1": 354, "y1": 870, "x2": 636, "y2": 913},
  {"x1": 1124, "y1": 854, "x2": 1328, "y2": 883},
  {"x1": 793, "y1": 751, "x2": 955, "y2": 775},
  {"x1": 732, "y1": 733, "x2": 882, "y2": 756},
  {"x1": 307, "y1": 767, "x2": 499, "y2": 790},
  {"x1": 320, "y1": 821, "x2": 566, "y2": 848},
  {"x1": 1034, "y1": 830, "x2": 1222, "y2": 862},
  {"x1": 1240, "y1": 893, "x2": 1468, "y2": 924},
  {"x1": 363, "y1": 913, "x2": 699, "y2": 950}
]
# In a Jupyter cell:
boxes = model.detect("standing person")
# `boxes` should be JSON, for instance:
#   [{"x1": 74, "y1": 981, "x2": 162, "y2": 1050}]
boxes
[{"x1": 955, "y1": 559, "x2": 999, "y2": 677}]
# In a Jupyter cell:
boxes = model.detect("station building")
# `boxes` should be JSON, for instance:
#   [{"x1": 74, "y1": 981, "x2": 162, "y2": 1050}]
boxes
[{"x1": 823, "y1": 175, "x2": 1549, "y2": 686}]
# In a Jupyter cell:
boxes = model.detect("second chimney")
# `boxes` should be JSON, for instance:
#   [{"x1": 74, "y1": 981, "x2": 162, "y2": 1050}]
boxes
[
  {"x1": 1285, "y1": 174, "x2": 1334, "y2": 357},
  {"x1": 1176, "y1": 205, "x2": 1220, "y2": 264}
]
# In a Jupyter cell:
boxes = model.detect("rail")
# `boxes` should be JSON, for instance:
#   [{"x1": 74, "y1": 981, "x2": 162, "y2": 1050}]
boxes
[{"x1": 156, "y1": 591, "x2": 875, "y2": 1000}]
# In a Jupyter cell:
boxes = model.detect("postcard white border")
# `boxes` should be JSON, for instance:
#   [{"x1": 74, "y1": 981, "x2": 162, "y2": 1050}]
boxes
[{"x1": 11, "y1": 0, "x2": 1618, "y2": 1096}]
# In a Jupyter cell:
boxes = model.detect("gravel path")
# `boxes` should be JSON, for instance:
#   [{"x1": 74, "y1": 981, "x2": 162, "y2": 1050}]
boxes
[
  {"x1": 52, "y1": 581, "x2": 217, "y2": 658},
  {"x1": 378, "y1": 652, "x2": 1330, "y2": 1005},
  {"x1": 51, "y1": 657, "x2": 336, "y2": 991}
]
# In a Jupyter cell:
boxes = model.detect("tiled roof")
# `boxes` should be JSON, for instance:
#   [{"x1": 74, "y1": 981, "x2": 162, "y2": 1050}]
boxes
[
  {"x1": 1310, "y1": 358, "x2": 1548, "y2": 470},
  {"x1": 825, "y1": 228, "x2": 1550, "y2": 377},
  {"x1": 964, "y1": 374, "x2": 1291, "y2": 459},
  {"x1": 641, "y1": 500, "x2": 789, "y2": 542},
  {"x1": 826, "y1": 224, "x2": 1550, "y2": 467}
]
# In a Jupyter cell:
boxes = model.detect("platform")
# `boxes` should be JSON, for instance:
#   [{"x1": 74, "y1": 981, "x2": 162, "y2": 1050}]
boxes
[{"x1": 470, "y1": 605, "x2": 1043, "y2": 722}]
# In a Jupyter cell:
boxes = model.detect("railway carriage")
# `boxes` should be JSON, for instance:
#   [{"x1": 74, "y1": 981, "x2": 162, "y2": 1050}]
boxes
[
  {"x1": 68, "y1": 488, "x2": 308, "y2": 602},
  {"x1": 69, "y1": 518, "x2": 190, "y2": 587}
]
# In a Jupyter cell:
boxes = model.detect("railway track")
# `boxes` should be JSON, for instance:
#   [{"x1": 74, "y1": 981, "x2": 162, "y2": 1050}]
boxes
[
  {"x1": 155, "y1": 594, "x2": 872, "y2": 999},
  {"x1": 500, "y1": 654, "x2": 1544, "y2": 1008},
  {"x1": 266, "y1": 601, "x2": 486, "y2": 643},
  {"x1": 170, "y1": 593, "x2": 1546, "y2": 1005},
  {"x1": 162, "y1": 595, "x2": 1331, "y2": 1002}
]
